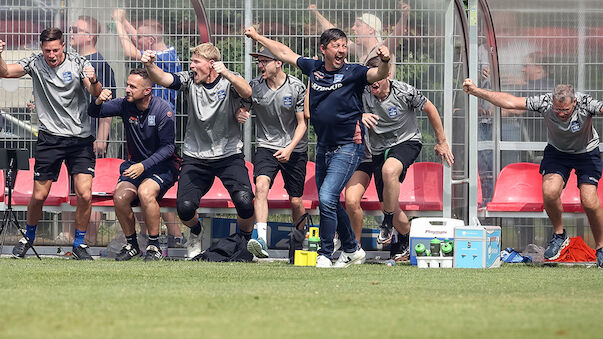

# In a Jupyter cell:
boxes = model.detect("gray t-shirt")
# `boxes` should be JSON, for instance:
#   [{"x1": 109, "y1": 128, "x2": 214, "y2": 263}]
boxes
[
  {"x1": 526, "y1": 92, "x2": 603, "y2": 153},
  {"x1": 19, "y1": 52, "x2": 93, "y2": 138},
  {"x1": 248, "y1": 75, "x2": 307, "y2": 152},
  {"x1": 172, "y1": 71, "x2": 243, "y2": 159},
  {"x1": 362, "y1": 80, "x2": 427, "y2": 154}
]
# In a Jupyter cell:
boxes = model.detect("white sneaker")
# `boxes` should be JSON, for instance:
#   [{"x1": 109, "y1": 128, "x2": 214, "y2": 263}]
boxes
[
  {"x1": 186, "y1": 231, "x2": 202, "y2": 260},
  {"x1": 333, "y1": 237, "x2": 341, "y2": 253},
  {"x1": 315, "y1": 255, "x2": 333, "y2": 268},
  {"x1": 333, "y1": 248, "x2": 366, "y2": 268}
]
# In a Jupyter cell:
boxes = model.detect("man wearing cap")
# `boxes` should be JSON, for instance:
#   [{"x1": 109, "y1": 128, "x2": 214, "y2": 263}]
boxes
[
  {"x1": 308, "y1": 2, "x2": 410, "y2": 76},
  {"x1": 235, "y1": 47, "x2": 308, "y2": 259}
]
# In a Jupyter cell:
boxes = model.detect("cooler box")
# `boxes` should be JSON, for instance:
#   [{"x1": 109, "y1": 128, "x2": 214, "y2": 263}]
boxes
[
  {"x1": 454, "y1": 226, "x2": 501, "y2": 268},
  {"x1": 409, "y1": 217, "x2": 464, "y2": 265}
]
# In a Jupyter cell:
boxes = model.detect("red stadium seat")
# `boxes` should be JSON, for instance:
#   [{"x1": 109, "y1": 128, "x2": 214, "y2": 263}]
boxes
[
  {"x1": 0, "y1": 170, "x2": 4, "y2": 204},
  {"x1": 267, "y1": 161, "x2": 317, "y2": 210},
  {"x1": 487, "y1": 163, "x2": 543, "y2": 212},
  {"x1": 561, "y1": 170, "x2": 582, "y2": 212},
  {"x1": 69, "y1": 158, "x2": 122, "y2": 207},
  {"x1": 10, "y1": 158, "x2": 70, "y2": 206},
  {"x1": 399, "y1": 162, "x2": 443, "y2": 211},
  {"x1": 159, "y1": 182, "x2": 178, "y2": 208},
  {"x1": 357, "y1": 176, "x2": 381, "y2": 211}
]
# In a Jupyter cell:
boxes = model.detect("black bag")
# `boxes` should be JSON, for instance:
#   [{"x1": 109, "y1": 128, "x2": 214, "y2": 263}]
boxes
[
  {"x1": 197, "y1": 232, "x2": 254, "y2": 262},
  {"x1": 288, "y1": 213, "x2": 315, "y2": 264}
]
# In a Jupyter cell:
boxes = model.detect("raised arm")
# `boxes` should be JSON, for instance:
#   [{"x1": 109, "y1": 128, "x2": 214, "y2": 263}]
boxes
[
  {"x1": 213, "y1": 61, "x2": 252, "y2": 98},
  {"x1": 141, "y1": 50, "x2": 175, "y2": 87},
  {"x1": 366, "y1": 46, "x2": 390, "y2": 83},
  {"x1": 463, "y1": 78, "x2": 527, "y2": 110},
  {"x1": 382, "y1": 2, "x2": 410, "y2": 53},
  {"x1": 423, "y1": 100, "x2": 454, "y2": 166},
  {"x1": 82, "y1": 66, "x2": 102, "y2": 97},
  {"x1": 0, "y1": 40, "x2": 26, "y2": 78},
  {"x1": 245, "y1": 26, "x2": 301, "y2": 67},
  {"x1": 113, "y1": 9, "x2": 142, "y2": 60}
]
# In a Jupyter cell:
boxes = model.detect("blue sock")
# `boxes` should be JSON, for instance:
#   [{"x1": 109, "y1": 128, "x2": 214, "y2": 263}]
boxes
[
  {"x1": 25, "y1": 224, "x2": 37, "y2": 242},
  {"x1": 73, "y1": 230, "x2": 86, "y2": 248}
]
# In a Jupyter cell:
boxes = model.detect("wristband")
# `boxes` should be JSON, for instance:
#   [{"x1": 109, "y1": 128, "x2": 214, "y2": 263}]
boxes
[{"x1": 90, "y1": 79, "x2": 98, "y2": 84}]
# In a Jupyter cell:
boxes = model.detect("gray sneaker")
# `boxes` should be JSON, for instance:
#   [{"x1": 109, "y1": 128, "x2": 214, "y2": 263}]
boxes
[
  {"x1": 543, "y1": 230, "x2": 569, "y2": 260},
  {"x1": 596, "y1": 248, "x2": 603, "y2": 269},
  {"x1": 12, "y1": 237, "x2": 32, "y2": 258}
]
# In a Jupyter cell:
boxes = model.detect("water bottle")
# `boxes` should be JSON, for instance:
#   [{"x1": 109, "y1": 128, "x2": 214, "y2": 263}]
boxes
[
  {"x1": 159, "y1": 224, "x2": 168, "y2": 257},
  {"x1": 308, "y1": 227, "x2": 320, "y2": 252},
  {"x1": 415, "y1": 243, "x2": 426, "y2": 256},
  {"x1": 442, "y1": 242, "x2": 453, "y2": 256},
  {"x1": 302, "y1": 232, "x2": 309, "y2": 251},
  {"x1": 430, "y1": 238, "x2": 441, "y2": 257}
]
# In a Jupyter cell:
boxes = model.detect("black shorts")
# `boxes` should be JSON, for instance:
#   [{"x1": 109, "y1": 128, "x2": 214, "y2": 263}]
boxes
[
  {"x1": 177, "y1": 153, "x2": 254, "y2": 205},
  {"x1": 540, "y1": 144, "x2": 602, "y2": 186},
  {"x1": 373, "y1": 140, "x2": 422, "y2": 201},
  {"x1": 118, "y1": 160, "x2": 178, "y2": 203},
  {"x1": 355, "y1": 161, "x2": 373, "y2": 177},
  {"x1": 34, "y1": 130, "x2": 95, "y2": 181},
  {"x1": 253, "y1": 147, "x2": 307, "y2": 197}
]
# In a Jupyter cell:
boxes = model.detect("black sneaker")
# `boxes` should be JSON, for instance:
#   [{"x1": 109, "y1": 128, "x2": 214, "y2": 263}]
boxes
[
  {"x1": 115, "y1": 244, "x2": 141, "y2": 261},
  {"x1": 72, "y1": 244, "x2": 94, "y2": 260},
  {"x1": 12, "y1": 237, "x2": 32, "y2": 258},
  {"x1": 143, "y1": 245, "x2": 162, "y2": 262},
  {"x1": 377, "y1": 219, "x2": 393, "y2": 244},
  {"x1": 596, "y1": 248, "x2": 603, "y2": 269},
  {"x1": 390, "y1": 232, "x2": 410, "y2": 262},
  {"x1": 544, "y1": 230, "x2": 569, "y2": 260}
]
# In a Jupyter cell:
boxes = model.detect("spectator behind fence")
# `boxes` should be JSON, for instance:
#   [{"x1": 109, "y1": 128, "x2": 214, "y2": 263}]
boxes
[
  {"x1": 141, "y1": 43, "x2": 255, "y2": 260},
  {"x1": 463, "y1": 79, "x2": 603, "y2": 269},
  {"x1": 235, "y1": 46, "x2": 308, "y2": 259},
  {"x1": 245, "y1": 26, "x2": 390, "y2": 268},
  {"x1": 0, "y1": 28, "x2": 102, "y2": 260},
  {"x1": 113, "y1": 9, "x2": 181, "y2": 109},
  {"x1": 88, "y1": 68, "x2": 180, "y2": 261},
  {"x1": 308, "y1": 1, "x2": 409, "y2": 77},
  {"x1": 362, "y1": 56, "x2": 453, "y2": 260}
]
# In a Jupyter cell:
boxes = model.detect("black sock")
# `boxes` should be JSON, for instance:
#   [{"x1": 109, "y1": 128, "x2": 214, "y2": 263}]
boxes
[
  {"x1": 190, "y1": 222, "x2": 202, "y2": 236},
  {"x1": 240, "y1": 230, "x2": 253, "y2": 241},
  {"x1": 383, "y1": 211, "x2": 394, "y2": 226},
  {"x1": 126, "y1": 233, "x2": 139, "y2": 249},
  {"x1": 148, "y1": 235, "x2": 159, "y2": 248}
]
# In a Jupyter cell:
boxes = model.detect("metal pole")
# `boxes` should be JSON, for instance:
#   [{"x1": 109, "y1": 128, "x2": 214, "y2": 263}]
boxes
[
  {"x1": 243, "y1": 0, "x2": 253, "y2": 161},
  {"x1": 468, "y1": 0, "x2": 479, "y2": 223},
  {"x1": 443, "y1": 0, "x2": 454, "y2": 218}
]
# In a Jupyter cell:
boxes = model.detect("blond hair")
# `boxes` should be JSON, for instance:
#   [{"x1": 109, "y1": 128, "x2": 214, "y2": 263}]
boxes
[{"x1": 190, "y1": 42, "x2": 221, "y2": 61}]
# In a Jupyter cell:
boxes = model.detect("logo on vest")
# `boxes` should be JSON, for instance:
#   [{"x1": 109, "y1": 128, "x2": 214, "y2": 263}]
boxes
[
  {"x1": 570, "y1": 120, "x2": 581, "y2": 132},
  {"x1": 283, "y1": 96, "x2": 293, "y2": 108},
  {"x1": 148, "y1": 115, "x2": 156, "y2": 126},
  {"x1": 217, "y1": 90, "x2": 226, "y2": 100},
  {"x1": 62, "y1": 71, "x2": 73, "y2": 82},
  {"x1": 388, "y1": 107, "x2": 399, "y2": 117},
  {"x1": 333, "y1": 74, "x2": 344, "y2": 83}
]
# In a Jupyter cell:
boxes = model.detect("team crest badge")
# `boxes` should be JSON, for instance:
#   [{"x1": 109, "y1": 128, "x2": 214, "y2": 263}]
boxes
[
  {"x1": 283, "y1": 96, "x2": 293, "y2": 108},
  {"x1": 148, "y1": 115, "x2": 156, "y2": 126},
  {"x1": 387, "y1": 107, "x2": 399, "y2": 117},
  {"x1": 334, "y1": 74, "x2": 344, "y2": 83},
  {"x1": 217, "y1": 90, "x2": 226, "y2": 100},
  {"x1": 62, "y1": 71, "x2": 73, "y2": 82},
  {"x1": 570, "y1": 120, "x2": 581, "y2": 132}
]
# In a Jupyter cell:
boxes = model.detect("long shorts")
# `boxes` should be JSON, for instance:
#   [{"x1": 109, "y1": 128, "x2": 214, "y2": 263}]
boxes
[
  {"x1": 34, "y1": 130, "x2": 95, "y2": 181},
  {"x1": 253, "y1": 147, "x2": 307, "y2": 198},
  {"x1": 117, "y1": 160, "x2": 178, "y2": 203},
  {"x1": 372, "y1": 140, "x2": 422, "y2": 201},
  {"x1": 540, "y1": 144, "x2": 602, "y2": 186}
]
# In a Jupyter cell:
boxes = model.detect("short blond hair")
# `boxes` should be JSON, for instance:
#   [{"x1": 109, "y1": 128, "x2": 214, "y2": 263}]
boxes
[{"x1": 190, "y1": 42, "x2": 221, "y2": 61}]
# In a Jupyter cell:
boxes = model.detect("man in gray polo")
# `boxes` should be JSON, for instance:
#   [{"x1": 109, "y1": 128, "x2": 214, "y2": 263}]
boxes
[
  {"x1": 141, "y1": 42, "x2": 254, "y2": 260},
  {"x1": 235, "y1": 47, "x2": 308, "y2": 259},
  {"x1": 463, "y1": 78, "x2": 603, "y2": 268},
  {"x1": 0, "y1": 28, "x2": 102, "y2": 260}
]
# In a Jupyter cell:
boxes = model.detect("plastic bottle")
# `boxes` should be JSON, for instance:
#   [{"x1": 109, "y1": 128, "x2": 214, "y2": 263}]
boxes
[
  {"x1": 308, "y1": 227, "x2": 320, "y2": 252},
  {"x1": 430, "y1": 238, "x2": 441, "y2": 257},
  {"x1": 159, "y1": 224, "x2": 168, "y2": 257},
  {"x1": 442, "y1": 242, "x2": 453, "y2": 256},
  {"x1": 302, "y1": 232, "x2": 309, "y2": 251},
  {"x1": 415, "y1": 243, "x2": 426, "y2": 256}
]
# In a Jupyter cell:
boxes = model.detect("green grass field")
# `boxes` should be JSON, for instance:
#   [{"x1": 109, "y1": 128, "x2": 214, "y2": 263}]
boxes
[{"x1": 0, "y1": 259, "x2": 601, "y2": 339}]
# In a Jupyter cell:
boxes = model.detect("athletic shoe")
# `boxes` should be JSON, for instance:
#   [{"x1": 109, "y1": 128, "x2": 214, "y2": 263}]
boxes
[
  {"x1": 333, "y1": 247, "x2": 366, "y2": 268},
  {"x1": 187, "y1": 232, "x2": 202, "y2": 260},
  {"x1": 12, "y1": 237, "x2": 32, "y2": 258},
  {"x1": 390, "y1": 232, "x2": 410, "y2": 261},
  {"x1": 247, "y1": 237, "x2": 269, "y2": 258},
  {"x1": 543, "y1": 230, "x2": 569, "y2": 260},
  {"x1": 315, "y1": 255, "x2": 333, "y2": 268},
  {"x1": 143, "y1": 245, "x2": 162, "y2": 262},
  {"x1": 72, "y1": 244, "x2": 94, "y2": 260},
  {"x1": 333, "y1": 237, "x2": 341, "y2": 253},
  {"x1": 377, "y1": 219, "x2": 393, "y2": 244},
  {"x1": 168, "y1": 235, "x2": 187, "y2": 248},
  {"x1": 596, "y1": 247, "x2": 603, "y2": 269},
  {"x1": 115, "y1": 244, "x2": 141, "y2": 261}
]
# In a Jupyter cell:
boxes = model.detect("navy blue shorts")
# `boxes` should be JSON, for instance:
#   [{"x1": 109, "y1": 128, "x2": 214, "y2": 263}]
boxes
[
  {"x1": 540, "y1": 144, "x2": 602, "y2": 186},
  {"x1": 118, "y1": 160, "x2": 178, "y2": 202}
]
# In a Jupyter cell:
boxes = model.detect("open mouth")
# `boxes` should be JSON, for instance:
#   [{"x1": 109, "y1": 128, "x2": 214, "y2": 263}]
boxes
[{"x1": 334, "y1": 56, "x2": 344, "y2": 63}]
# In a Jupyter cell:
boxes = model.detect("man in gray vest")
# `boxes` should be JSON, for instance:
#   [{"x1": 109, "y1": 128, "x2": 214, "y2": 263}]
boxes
[
  {"x1": 142, "y1": 43, "x2": 254, "y2": 260},
  {"x1": 235, "y1": 47, "x2": 308, "y2": 258},
  {"x1": 463, "y1": 78, "x2": 603, "y2": 269},
  {"x1": 0, "y1": 28, "x2": 102, "y2": 260}
]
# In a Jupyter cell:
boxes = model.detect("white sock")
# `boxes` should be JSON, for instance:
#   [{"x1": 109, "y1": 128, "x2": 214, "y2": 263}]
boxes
[{"x1": 256, "y1": 222, "x2": 268, "y2": 241}]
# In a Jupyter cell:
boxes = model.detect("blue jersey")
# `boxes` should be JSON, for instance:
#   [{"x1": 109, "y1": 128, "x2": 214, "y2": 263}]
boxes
[
  {"x1": 88, "y1": 96, "x2": 178, "y2": 170},
  {"x1": 297, "y1": 57, "x2": 369, "y2": 146},
  {"x1": 145, "y1": 47, "x2": 182, "y2": 109}
]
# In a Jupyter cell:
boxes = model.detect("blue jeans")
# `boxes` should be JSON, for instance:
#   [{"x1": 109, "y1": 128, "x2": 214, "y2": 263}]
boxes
[{"x1": 315, "y1": 143, "x2": 364, "y2": 258}]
